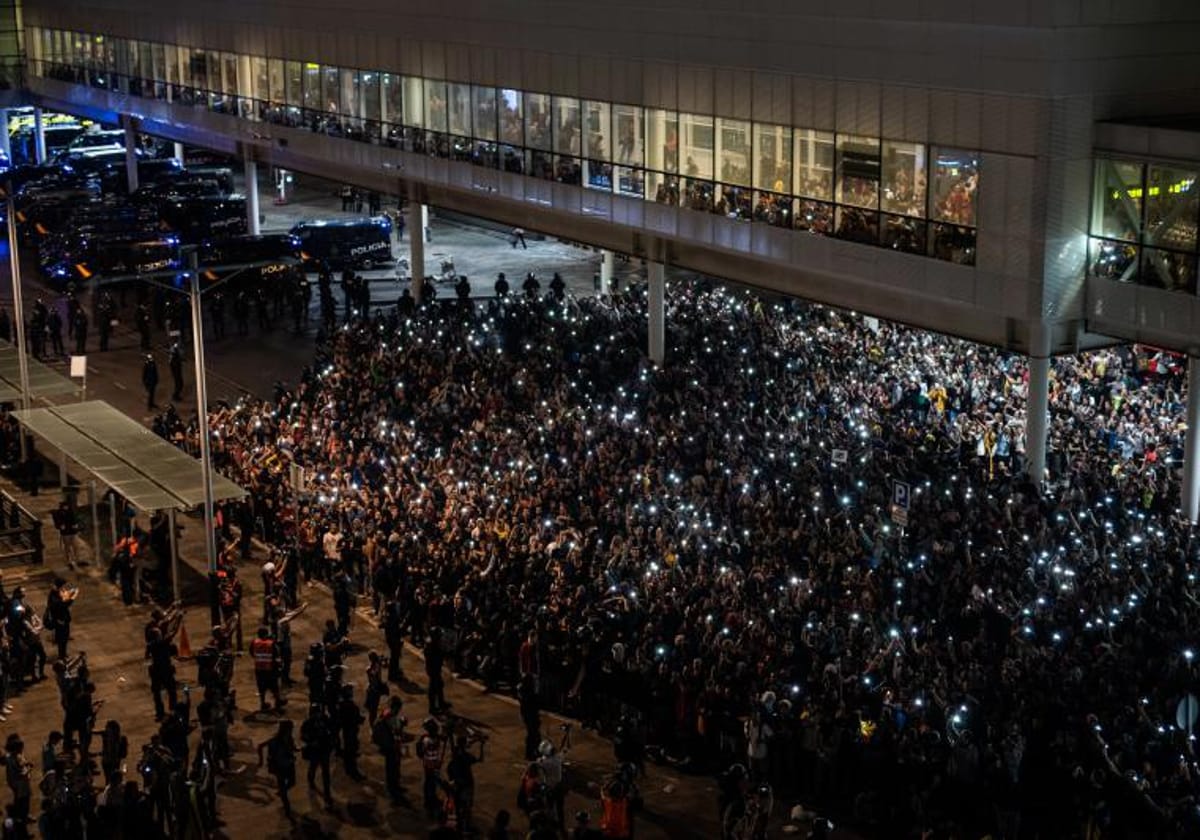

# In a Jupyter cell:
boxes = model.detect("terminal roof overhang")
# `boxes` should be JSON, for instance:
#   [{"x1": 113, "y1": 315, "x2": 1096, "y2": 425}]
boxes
[
  {"x1": 0, "y1": 340, "x2": 81, "y2": 399},
  {"x1": 13, "y1": 400, "x2": 245, "y2": 511}
]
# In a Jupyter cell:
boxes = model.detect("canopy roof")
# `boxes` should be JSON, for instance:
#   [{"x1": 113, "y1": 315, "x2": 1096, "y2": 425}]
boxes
[
  {"x1": 0, "y1": 341, "x2": 79, "y2": 398},
  {"x1": 13, "y1": 400, "x2": 245, "y2": 511}
]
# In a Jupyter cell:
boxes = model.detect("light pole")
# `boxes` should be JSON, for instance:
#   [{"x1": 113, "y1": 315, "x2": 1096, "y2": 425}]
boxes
[
  {"x1": 185, "y1": 248, "x2": 221, "y2": 626},
  {"x1": 5, "y1": 193, "x2": 32, "y2": 458}
]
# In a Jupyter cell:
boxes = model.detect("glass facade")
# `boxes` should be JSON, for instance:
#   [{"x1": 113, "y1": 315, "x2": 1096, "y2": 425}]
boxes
[
  {"x1": 28, "y1": 26, "x2": 980, "y2": 264},
  {"x1": 1090, "y1": 157, "x2": 1200, "y2": 294}
]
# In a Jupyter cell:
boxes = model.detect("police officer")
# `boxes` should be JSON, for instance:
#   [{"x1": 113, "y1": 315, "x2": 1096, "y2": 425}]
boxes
[
  {"x1": 145, "y1": 626, "x2": 179, "y2": 721},
  {"x1": 47, "y1": 307, "x2": 63, "y2": 356},
  {"x1": 337, "y1": 683, "x2": 365, "y2": 781},
  {"x1": 233, "y1": 290, "x2": 250, "y2": 336},
  {"x1": 209, "y1": 290, "x2": 226, "y2": 340},
  {"x1": 495, "y1": 272, "x2": 510, "y2": 298},
  {"x1": 142, "y1": 354, "x2": 159, "y2": 410},
  {"x1": 249, "y1": 625, "x2": 283, "y2": 713},
  {"x1": 523, "y1": 272, "x2": 541, "y2": 300},
  {"x1": 169, "y1": 343, "x2": 184, "y2": 402},
  {"x1": 97, "y1": 292, "x2": 116, "y2": 352},
  {"x1": 299, "y1": 703, "x2": 333, "y2": 801},
  {"x1": 72, "y1": 308, "x2": 87, "y2": 355},
  {"x1": 136, "y1": 302, "x2": 152, "y2": 350},
  {"x1": 549, "y1": 272, "x2": 566, "y2": 301}
]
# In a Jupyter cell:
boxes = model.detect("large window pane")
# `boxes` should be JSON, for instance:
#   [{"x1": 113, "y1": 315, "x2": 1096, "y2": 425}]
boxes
[
  {"x1": 681, "y1": 113, "x2": 714, "y2": 180},
  {"x1": 525, "y1": 93, "x2": 552, "y2": 150},
  {"x1": 930, "y1": 149, "x2": 979, "y2": 227},
  {"x1": 795, "y1": 130, "x2": 833, "y2": 200},
  {"x1": 836, "y1": 206, "x2": 879, "y2": 243},
  {"x1": 360, "y1": 71, "x2": 380, "y2": 124},
  {"x1": 553, "y1": 96, "x2": 581, "y2": 156},
  {"x1": 1142, "y1": 247, "x2": 1197, "y2": 293},
  {"x1": 340, "y1": 68, "x2": 359, "y2": 121},
  {"x1": 613, "y1": 104, "x2": 644, "y2": 167},
  {"x1": 753, "y1": 123, "x2": 792, "y2": 194},
  {"x1": 420, "y1": 80, "x2": 445, "y2": 132},
  {"x1": 302, "y1": 62, "x2": 320, "y2": 110},
  {"x1": 190, "y1": 49, "x2": 208, "y2": 90},
  {"x1": 1091, "y1": 159, "x2": 1143, "y2": 243},
  {"x1": 647, "y1": 109, "x2": 678, "y2": 173},
  {"x1": 716, "y1": 118, "x2": 751, "y2": 187},
  {"x1": 402, "y1": 76, "x2": 424, "y2": 128},
  {"x1": 251, "y1": 57, "x2": 268, "y2": 104},
  {"x1": 882, "y1": 214, "x2": 927, "y2": 254},
  {"x1": 472, "y1": 86, "x2": 497, "y2": 141},
  {"x1": 882, "y1": 141, "x2": 926, "y2": 218},
  {"x1": 381, "y1": 74, "x2": 402, "y2": 125},
  {"x1": 322, "y1": 65, "x2": 341, "y2": 113},
  {"x1": 1088, "y1": 238, "x2": 1138, "y2": 282},
  {"x1": 267, "y1": 59, "x2": 283, "y2": 102},
  {"x1": 837, "y1": 135, "x2": 880, "y2": 209},
  {"x1": 583, "y1": 101, "x2": 610, "y2": 161},
  {"x1": 1145, "y1": 164, "x2": 1198, "y2": 251},
  {"x1": 499, "y1": 89, "x2": 523, "y2": 146},
  {"x1": 447, "y1": 82, "x2": 471, "y2": 137},
  {"x1": 795, "y1": 200, "x2": 833, "y2": 234},
  {"x1": 285, "y1": 61, "x2": 303, "y2": 108}
]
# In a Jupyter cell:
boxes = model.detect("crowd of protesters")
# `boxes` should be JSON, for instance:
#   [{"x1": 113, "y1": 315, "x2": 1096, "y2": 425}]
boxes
[{"x1": 146, "y1": 275, "x2": 1200, "y2": 839}]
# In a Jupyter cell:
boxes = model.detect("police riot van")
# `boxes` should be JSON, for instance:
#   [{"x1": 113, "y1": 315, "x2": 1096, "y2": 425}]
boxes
[{"x1": 289, "y1": 216, "x2": 393, "y2": 269}]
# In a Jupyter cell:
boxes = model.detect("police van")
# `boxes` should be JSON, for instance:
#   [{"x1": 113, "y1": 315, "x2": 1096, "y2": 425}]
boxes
[
  {"x1": 158, "y1": 195, "x2": 248, "y2": 242},
  {"x1": 289, "y1": 216, "x2": 393, "y2": 269}
]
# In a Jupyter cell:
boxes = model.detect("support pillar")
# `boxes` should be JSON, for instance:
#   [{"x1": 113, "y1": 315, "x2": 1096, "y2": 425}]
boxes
[
  {"x1": 244, "y1": 155, "x2": 260, "y2": 235},
  {"x1": 1025, "y1": 323, "x2": 1050, "y2": 486},
  {"x1": 173, "y1": 142, "x2": 184, "y2": 166},
  {"x1": 600, "y1": 249, "x2": 614, "y2": 296},
  {"x1": 88, "y1": 481, "x2": 100, "y2": 566},
  {"x1": 1182, "y1": 356, "x2": 1200, "y2": 523},
  {"x1": 168, "y1": 508, "x2": 180, "y2": 603},
  {"x1": 32, "y1": 107, "x2": 45, "y2": 165},
  {"x1": 408, "y1": 201, "x2": 425, "y2": 303},
  {"x1": 647, "y1": 261, "x2": 665, "y2": 365},
  {"x1": 122, "y1": 116, "x2": 139, "y2": 194}
]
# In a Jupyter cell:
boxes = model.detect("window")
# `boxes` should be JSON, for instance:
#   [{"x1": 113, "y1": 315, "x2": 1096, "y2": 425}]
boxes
[
  {"x1": 1091, "y1": 159, "x2": 1143, "y2": 243},
  {"x1": 613, "y1": 105, "x2": 645, "y2": 166},
  {"x1": 190, "y1": 49, "x2": 208, "y2": 91},
  {"x1": 753, "y1": 123, "x2": 792, "y2": 194},
  {"x1": 646, "y1": 109, "x2": 678, "y2": 174},
  {"x1": 553, "y1": 96, "x2": 581, "y2": 156},
  {"x1": 583, "y1": 101, "x2": 611, "y2": 190},
  {"x1": 381, "y1": 74, "x2": 402, "y2": 125},
  {"x1": 447, "y1": 82, "x2": 471, "y2": 137},
  {"x1": 251, "y1": 57, "x2": 268, "y2": 104},
  {"x1": 836, "y1": 206, "x2": 879, "y2": 244},
  {"x1": 499, "y1": 89, "x2": 523, "y2": 146},
  {"x1": 1144, "y1": 164, "x2": 1198, "y2": 252},
  {"x1": 525, "y1": 92, "x2": 551, "y2": 150},
  {"x1": 1089, "y1": 238, "x2": 1138, "y2": 282},
  {"x1": 795, "y1": 130, "x2": 833, "y2": 200},
  {"x1": 340, "y1": 68, "x2": 360, "y2": 121},
  {"x1": 681, "y1": 113, "x2": 714, "y2": 180},
  {"x1": 360, "y1": 71, "x2": 380, "y2": 124},
  {"x1": 402, "y1": 76, "x2": 424, "y2": 128},
  {"x1": 302, "y1": 62, "x2": 320, "y2": 110},
  {"x1": 717, "y1": 118, "x2": 751, "y2": 187},
  {"x1": 322, "y1": 65, "x2": 340, "y2": 113},
  {"x1": 837, "y1": 135, "x2": 880, "y2": 209},
  {"x1": 930, "y1": 149, "x2": 979, "y2": 227},
  {"x1": 472, "y1": 86, "x2": 497, "y2": 141},
  {"x1": 881, "y1": 141, "x2": 926, "y2": 218},
  {"x1": 285, "y1": 61, "x2": 303, "y2": 109},
  {"x1": 1142, "y1": 248, "x2": 1197, "y2": 293}
]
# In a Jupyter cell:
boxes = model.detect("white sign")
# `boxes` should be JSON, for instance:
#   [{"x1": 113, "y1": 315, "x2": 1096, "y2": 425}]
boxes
[
  {"x1": 892, "y1": 480, "x2": 911, "y2": 511},
  {"x1": 69, "y1": 355, "x2": 87, "y2": 378},
  {"x1": 890, "y1": 504, "x2": 908, "y2": 527},
  {"x1": 831, "y1": 448, "x2": 848, "y2": 464}
]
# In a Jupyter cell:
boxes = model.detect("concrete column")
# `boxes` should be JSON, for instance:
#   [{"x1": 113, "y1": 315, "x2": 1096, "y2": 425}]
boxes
[
  {"x1": 33, "y1": 107, "x2": 45, "y2": 164},
  {"x1": 1182, "y1": 356, "x2": 1200, "y2": 523},
  {"x1": 173, "y1": 142, "x2": 185, "y2": 166},
  {"x1": 1025, "y1": 323, "x2": 1051, "y2": 486},
  {"x1": 123, "y1": 117, "x2": 139, "y2": 193},
  {"x1": 647, "y1": 261, "x2": 665, "y2": 365},
  {"x1": 244, "y1": 155, "x2": 260, "y2": 235},
  {"x1": 0, "y1": 110, "x2": 10, "y2": 166},
  {"x1": 600, "y1": 249, "x2": 614, "y2": 295},
  {"x1": 407, "y1": 201, "x2": 425, "y2": 303}
]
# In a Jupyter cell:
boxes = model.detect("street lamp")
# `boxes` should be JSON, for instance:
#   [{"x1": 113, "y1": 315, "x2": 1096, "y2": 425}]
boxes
[{"x1": 4, "y1": 190, "x2": 33, "y2": 456}]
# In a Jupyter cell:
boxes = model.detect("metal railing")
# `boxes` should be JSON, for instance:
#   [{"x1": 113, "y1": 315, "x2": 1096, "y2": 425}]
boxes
[{"x1": 0, "y1": 487, "x2": 42, "y2": 565}]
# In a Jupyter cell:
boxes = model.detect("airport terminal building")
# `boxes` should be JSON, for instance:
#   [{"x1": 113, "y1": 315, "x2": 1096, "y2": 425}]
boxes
[{"x1": 8, "y1": 1, "x2": 1200, "y2": 508}]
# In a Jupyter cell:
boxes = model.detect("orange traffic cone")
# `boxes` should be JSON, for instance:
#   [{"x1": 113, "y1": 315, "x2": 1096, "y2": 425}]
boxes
[{"x1": 178, "y1": 622, "x2": 193, "y2": 659}]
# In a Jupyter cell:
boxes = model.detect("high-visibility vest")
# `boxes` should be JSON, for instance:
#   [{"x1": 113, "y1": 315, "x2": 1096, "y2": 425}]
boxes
[
  {"x1": 601, "y1": 795, "x2": 630, "y2": 837},
  {"x1": 250, "y1": 638, "x2": 275, "y2": 672}
]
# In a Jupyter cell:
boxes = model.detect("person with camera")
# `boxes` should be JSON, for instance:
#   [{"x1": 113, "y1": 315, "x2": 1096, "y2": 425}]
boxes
[{"x1": 538, "y1": 725, "x2": 572, "y2": 833}]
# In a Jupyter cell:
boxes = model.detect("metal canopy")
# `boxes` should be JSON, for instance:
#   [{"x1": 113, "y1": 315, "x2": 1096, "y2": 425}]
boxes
[
  {"x1": 13, "y1": 400, "x2": 246, "y2": 511},
  {"x1": 0, "y1": 341, "x2": 79, "y2": 398}
]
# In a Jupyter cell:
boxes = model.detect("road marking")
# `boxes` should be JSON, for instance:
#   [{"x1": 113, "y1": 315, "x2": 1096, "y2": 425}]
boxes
[{"x1": 112, "y1": 381, "x2": 127, "y2": 390}]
